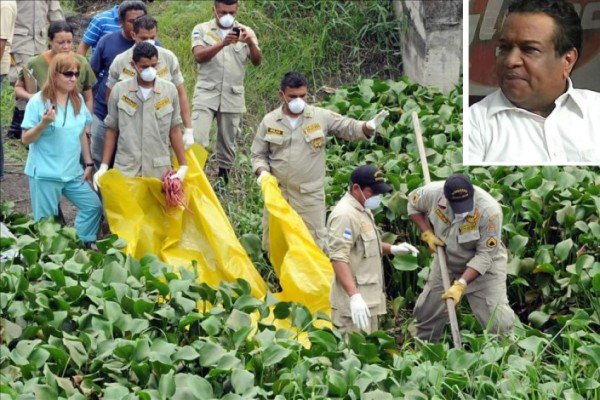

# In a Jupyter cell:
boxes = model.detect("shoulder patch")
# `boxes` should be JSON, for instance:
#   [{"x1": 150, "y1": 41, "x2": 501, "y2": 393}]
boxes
[
  {"x1": 154, "y1": 97, "x2": 171, "y2": 110},
  {"x1": 410, "y1": 188, "x2": 424, "y2": 205},
  {"x1": 120, "y1": 95, "x2": 137, "y2": 109},
  {"x1": 486, "y1": 237, "x2": 497, "y2": 248},
  {"x1": 342, "y1": 229, "x2": 352, "y2": 240},
  {"x1": 267, "y1": 127, "x2": 284, "y2": 135},
  {"x1": 157, "y1": 66, "x2": 169, "y2": 77}
]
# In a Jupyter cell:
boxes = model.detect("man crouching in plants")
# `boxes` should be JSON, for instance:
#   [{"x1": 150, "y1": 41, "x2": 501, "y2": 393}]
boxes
[
  {"x1": 408, "y1": 174, "x2": 515, "y2": 342},
  {"x1": 327, "y1": 165, "x2": 419, "y2": 333}
]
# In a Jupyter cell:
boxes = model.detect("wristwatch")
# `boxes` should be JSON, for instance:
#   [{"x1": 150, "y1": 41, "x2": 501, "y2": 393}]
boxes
[{"x1": 458, "y1": 277, "x2": 468, "y2": 287}]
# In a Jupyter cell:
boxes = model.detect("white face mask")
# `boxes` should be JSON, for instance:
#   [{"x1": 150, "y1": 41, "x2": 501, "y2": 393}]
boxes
[
  {"x1": 287, "y1": 97, "x2": 305, "y2": 114},
  {"x1": 359, "y1": 187, "x2": 381, "y2": 210},
  {"x1": 218, "y1": 13, "x2": 234, "y2": 28},
  {"x1": 143, "y1": 39, "x2": 156, "y2": 46},
  {"x1": 138, "y1": 66, "x2": 157, "y2": 82}
]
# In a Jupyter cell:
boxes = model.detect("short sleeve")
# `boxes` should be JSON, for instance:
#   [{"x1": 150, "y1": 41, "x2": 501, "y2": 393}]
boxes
[
  {"x1": 21, "y1": 94, "x2": 43, "y2": 130},
  {"x1": 327, "y1": 211, "x2": 357, "y2": 263},
  {"x1": 191, "y1": 24, "x2": 206, "y2": 49}
]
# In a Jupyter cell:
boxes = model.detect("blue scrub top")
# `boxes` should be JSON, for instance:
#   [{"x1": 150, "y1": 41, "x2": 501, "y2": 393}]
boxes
[{"x1": 22, "y1": 92, "x2": 92, "y2": 182}]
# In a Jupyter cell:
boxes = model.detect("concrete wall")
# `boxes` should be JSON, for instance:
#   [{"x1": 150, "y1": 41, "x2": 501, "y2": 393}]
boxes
[{"x1": 393, "y1": 1, "x2": 462, "y2": 93}]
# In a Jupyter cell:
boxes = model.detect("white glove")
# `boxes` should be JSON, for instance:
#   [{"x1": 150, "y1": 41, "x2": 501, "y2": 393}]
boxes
[
  {"x1": 391, "y1": 242, "x2": 419, "y2": 256},
  {"x1": 182, "y1": 128, "x2": 194, "y2": 149},
  {"x1": 256, "y1": 170, "x2": 270, "y2": 184},
  {"x1": 93, "y1": 163, "x2": 108, "y2": 191},
  {"x1": 366, "y1": 110, "x2": 390, "y2": 130},
  {"x1": 350, "y1": 293, "x2": 371, "y2": 331},
  {"x1": 168, "y1": 165, "x2": 188, "y2": 182}
]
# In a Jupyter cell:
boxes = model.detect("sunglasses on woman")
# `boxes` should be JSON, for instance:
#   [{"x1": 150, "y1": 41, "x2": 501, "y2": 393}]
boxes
[{"x1": 60, "y1": 71, "x2": 80, "y2": 78}]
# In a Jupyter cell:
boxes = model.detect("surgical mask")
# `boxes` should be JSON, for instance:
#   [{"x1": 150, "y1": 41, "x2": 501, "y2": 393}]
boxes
[
  {"x1": 287, "y1": 98, "x2": 305, "y2": 114},
  {"x1": 359, "y1": 187, "x2": 381, "y2": 210},
  {"x1": 144, "y1": 39, "x2": 156, "y2": 46},
  {"x1": 138, "y1": 66, "x2": 157, "y2": 82},
  {"x1": 218, "y1": 13, "x2": 234, "y2": 28}
]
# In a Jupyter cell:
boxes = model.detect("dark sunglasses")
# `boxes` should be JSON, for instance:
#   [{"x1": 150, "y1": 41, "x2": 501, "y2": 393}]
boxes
[{"x1": 60, "y1": 71, "x2": 80, "y2": 78}]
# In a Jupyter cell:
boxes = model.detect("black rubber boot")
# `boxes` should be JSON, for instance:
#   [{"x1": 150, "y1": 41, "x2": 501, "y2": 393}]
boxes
[
  {"x1": 7, "y1": 109, "x2": 24, "y2": 139},
  {"x1": 217, "y1": 168, "x2": 229, "y2": 185}
]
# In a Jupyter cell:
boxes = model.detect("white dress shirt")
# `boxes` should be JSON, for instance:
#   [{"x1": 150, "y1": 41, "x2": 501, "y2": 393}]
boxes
[{"x1": 466, "y1": 79, "x2": 600, "y2": 165}]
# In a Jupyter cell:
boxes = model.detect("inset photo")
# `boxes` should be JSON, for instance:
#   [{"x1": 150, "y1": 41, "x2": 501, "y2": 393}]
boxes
[{"x1": 465, "y1": 0, "x2": 600, "y2": 165}]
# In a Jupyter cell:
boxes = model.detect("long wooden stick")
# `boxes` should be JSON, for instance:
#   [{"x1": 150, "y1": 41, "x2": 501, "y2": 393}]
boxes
[{"x1": 412, "y1": 111, "x2": 462, "y2": 348}]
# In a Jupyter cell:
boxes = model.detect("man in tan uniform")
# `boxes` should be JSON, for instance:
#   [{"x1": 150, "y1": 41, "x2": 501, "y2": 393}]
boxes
[
  {"x1": 328, "y1": 165, "x2": 419, "y2": 333},
  {"x1": 251, "y1": 72, "x2": 389, "y2": 251},
  {"x1": 106, "y1": 15, "x2": 194, "y2": 149},
  {"x1": 7, "y1": 0, "x2": 64, "y2": 139},
  {"x1": 93, "y1": 42, "x2": 187, "y2": 186},
  {"x1": 408, "y1": 174, "x2": 515, "y2": 342},
  {"x1": 0, "y1": 0, "x2": 17, "y2": 181},
  {"x1": 190, "y1": 0, "x2": 261, "y2": 185}
]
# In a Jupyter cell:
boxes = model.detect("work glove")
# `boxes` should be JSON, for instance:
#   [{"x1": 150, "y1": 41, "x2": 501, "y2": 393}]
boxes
[
  {"x1": 168, "y1": 165, "x2": 188, "y2": 182},
  {"x1": 257, "y1": 170, "x2": 270, "y2": 184},
  {"x1": 421, "y1": 230, "x2": 445, "y2": 252},
  {"x1": 350, "y1": 293, "x2": 371, "y2": 331},
  {"x1": 366, "y1": 110, "x2": 390, "y2": 130},
  {"x1": 391, "y1": 242, "x2": 419, "y2": 256},
  {"x1": 182, "y1": 128, "x2": 194, "y2": 149},
  {"x1": 441, "y1": 280, "x2": 467, "y2": 306},
  {"x1": 93, "y1": 163, "x2": 108, "y2": 191}
]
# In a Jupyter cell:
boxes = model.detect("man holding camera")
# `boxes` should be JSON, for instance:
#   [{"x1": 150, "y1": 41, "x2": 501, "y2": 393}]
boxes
[{"x1": 190, "y1": 0, "x2": 261, "y2": 186}]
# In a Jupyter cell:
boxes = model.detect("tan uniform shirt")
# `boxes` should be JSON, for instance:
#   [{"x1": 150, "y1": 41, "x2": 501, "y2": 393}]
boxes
[
  {"x1": 104, "y1": 77, "x2": 182, "y2": 179},
  {"x1": 190, "y1": 20, "x2": 258, "y2": 113},
  {"x1": 0, "y1": 1, "x2": 17, "y2": 75},
  {"x1": 106, "y1": 45, "x2": 185, "y2": 89},
  {"x1": 327, "y1": 192, "x2": 386, "y2": 316},
  {"x1": 251, "y1": 105, "x2": 367, "y2": 191},
  {"x1": 407, "y1": 181, "x2": 507, "y2": 291},
  {"x1": 11, "y1": 0, "x2": 63, "y2": 57}
]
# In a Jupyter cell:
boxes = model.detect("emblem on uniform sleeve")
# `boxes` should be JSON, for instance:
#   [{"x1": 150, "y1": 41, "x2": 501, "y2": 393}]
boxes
[
  {"x1": 343, "y1": 229, "x2": 352, "y2": 240},
  {"x1": 157, "y1": 66, "x2": 169, "y2": 77},
  {"x1": 486, "y1": 237, "x2": 497, "y2": 248},
  {"x1": 410, "y1": 188, "x2": 424, "y2": 204}
]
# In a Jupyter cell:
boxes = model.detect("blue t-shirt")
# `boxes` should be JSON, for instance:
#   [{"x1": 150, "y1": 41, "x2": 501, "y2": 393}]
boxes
[
  {"x1": 81, "y1": 5, "x2": 121, "y2": 52},
  {"x1": 22, "y1": 92, "x2": 92, "y2": 182},
  {"x1": 90, "y1": 31, "x2": 162, "y2": 120}
]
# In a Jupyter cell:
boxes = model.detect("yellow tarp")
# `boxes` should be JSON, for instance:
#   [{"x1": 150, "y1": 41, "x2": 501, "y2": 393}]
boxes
[
  {"x1": 261, "y1": 174, "x2": 334, "y2": 316},
  {"x1": 99, "y1": 144, "x2": 268, "y2": 299}
]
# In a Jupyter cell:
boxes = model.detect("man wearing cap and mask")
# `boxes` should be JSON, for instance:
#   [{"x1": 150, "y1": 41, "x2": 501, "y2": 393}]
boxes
[
  {"x1": 327, "y1": 165, "x2": 418, "y2": 333},
  {"x1": 407, "y1": 174, "x2": 515, "y2": 342},
  {"x1": 190, "y1": 0, "x2": 262, "y2": 186},
  {"x1": 251, "y1": 72, "x2": 390, "y2": 251}
]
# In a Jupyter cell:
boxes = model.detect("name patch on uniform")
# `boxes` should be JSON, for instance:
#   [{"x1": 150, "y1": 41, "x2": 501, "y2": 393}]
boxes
[
  {"x1": 267, "y1": 127, "x2": 284, "y2": 135},
  {"x1": 154, "y1": 97, "x2": 171, "y2": 110},
  {"x1": 459, "y1": 223, "x2": 477, "y2": 234},
  {"x1": 360, "y1": 224, "x2": 374, "y2": 233},
  {"x1": 435, "y1": 208, "x2": 449, "y2": 225},
  {"x1": 342, "y1": 229, "x2": 352, "y2": 240},
  {"x1": 304, "y1": 123, "x2": 321, "y2": 134},
  {"x1": 121, "y1": 67, "x2": 135, "y2": 77},
  {"x1": 486, "y1": 237, "x2": 497, "y2": 248},
  {"x1": 157, "y1": 66, "x2": 169, "y2": 77},
  {"x1": 120, "y1": 95, "x2": 138, "y2": 109}
]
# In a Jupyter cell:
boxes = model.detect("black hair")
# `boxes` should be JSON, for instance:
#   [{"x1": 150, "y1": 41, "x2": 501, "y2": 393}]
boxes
[
  {"x1": 119, "y1": 1, "x2": 147, "y2": 22},
  {"x1": 48, "y1": 20, "x2": 74, "y2": 41},
  {"x1": 215, "y1": 0, "x2": 238, "y2": 5},
  {"x1": 132, "y1": 41, "x2": 158, "y2": 62},
  {"x1": 280, "y1": 72, "x2": 308, "y2": 92},
  {"x1": 133, "y1": 15, "x2": 157, "y2": 33},
  {"x1": 507, "y1": 0, "x2": 582, "y2": 56}
]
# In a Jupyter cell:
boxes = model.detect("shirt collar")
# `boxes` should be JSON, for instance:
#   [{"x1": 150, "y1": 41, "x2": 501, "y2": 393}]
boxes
[
  {"x1": 488, "y1": 78, "x2": 584, "y2": 118},
  {"x1": 346, "y1": 192, "x2": 367, "y2": 212},
  {"x1": 274, "y1": 105, "x2": 313, "y2": 121}
]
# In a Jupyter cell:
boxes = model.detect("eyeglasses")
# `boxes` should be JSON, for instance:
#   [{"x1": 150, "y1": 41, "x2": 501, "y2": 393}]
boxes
[{"x1": 60, "y1": 71, "x2": 80, "y2": 78}]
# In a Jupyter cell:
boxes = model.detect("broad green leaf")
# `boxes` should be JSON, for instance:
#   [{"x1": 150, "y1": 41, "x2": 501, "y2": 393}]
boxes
[
  {"x1": 554, "y1": 239, "x2": 573, "y2": 262},
  {"x1": 198, "y1": 342, "x2": 227, "y2": 367},
  {"x1": 327, "y1": 368, "x2": 348, "y2": 397},
  {"x1": 104, "y1": 301, "x2": 122, "y2": 323},
  {"x1": 103, "y1": 262, "x2": 127, "y2": 285},
  {"x1": 446, "y1": 348, "x2": 478, "y2": 370},
  {"x1": 262, "y1": 344, "x2": 292, "y2": 367},
  {"x1": 233, "y1": 295, "x2": 262, "y2": 313},
  {"x1": 103, "y1": 384, "x2": 130, "y2": 400},
  {"x1": 172, "y1": 346, "x2": 199, "y2": 362},
  {"x1": 200, "y1": 315, "x2": 222, "y2": 336},
  {"x1": 231, "y1": 368, "x2": 254, "y2": 394},
  {"x1": 518, "y1": 336, "x2": 548, "y2": 355},
  {"x1": 159, "y1": 370, "x2": 176, "y2": 400},
  {"x1": 308, "y1": 330, "x2": 338, "y2": 352},
  {"x1": 528, "y1": 311, "x2": 550, "y2": 328},
  {"x1": 391, "y1": 254, "x2": 419, "y2": 271},
  {"x1": 33, "y1": 384, "x2": 58, "y2": 400},
  {"x1": 578, "y1": 345, "x2": 600, "y2": 368}
]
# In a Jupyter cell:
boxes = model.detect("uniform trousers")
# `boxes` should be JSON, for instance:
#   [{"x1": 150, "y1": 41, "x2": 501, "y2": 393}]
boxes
[
  {"x1": 332, "y1": 313, "x2": 379, "y2": 334},
  {"x1": 90, "y1": 114, "x2": 108, "y2": 170},
  {"x1": 191, "y1": 107, "x2": 241, "y2": 170},
  {"x1": 414, "y1": 257, "x2": 515, "y2": 342},
  {"x1": 29, "y1": 177, "x2": 103, "y2": 243}
]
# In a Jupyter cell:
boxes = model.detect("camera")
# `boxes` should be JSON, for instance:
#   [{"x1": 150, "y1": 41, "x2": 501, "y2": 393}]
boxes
[{"x1": 232, "y1": 27, "x2": 240, "y2": 37}]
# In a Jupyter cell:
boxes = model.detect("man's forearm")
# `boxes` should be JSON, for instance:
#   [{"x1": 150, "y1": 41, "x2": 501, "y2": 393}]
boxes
[{"x1": 332, "y1": 260, "x2": 359, "y2": 297}]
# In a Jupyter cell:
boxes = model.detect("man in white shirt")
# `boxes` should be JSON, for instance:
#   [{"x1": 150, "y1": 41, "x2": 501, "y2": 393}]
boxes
[{"x1": 467, "y1": 0, "x2": 600, "y2": 165}]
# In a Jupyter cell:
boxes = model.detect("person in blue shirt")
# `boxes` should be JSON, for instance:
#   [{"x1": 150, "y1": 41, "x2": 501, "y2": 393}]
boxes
[
  {"x1": 89, "y1": 0, "x2": 152, "y2": 169},
  {"x1": 77, "y1": 3, "x2": 122, "y2": 57},
  {"x1": 21, "y1": 53, "x2": 102, "y2": 246}
]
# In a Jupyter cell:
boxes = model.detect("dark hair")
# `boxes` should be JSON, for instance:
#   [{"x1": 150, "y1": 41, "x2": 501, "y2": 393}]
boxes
[
  {"x1": 280, "y1": 72, "x2": 308, "y2": 91},
  {"x1": 133, "y1": 15, "x2": 157, "y2": 33},
  {"x1": 507, "y1": 0, "x2": 582, "y2": 56},
  {"x1": 132, "y1": 41, "x2": 158, "y2": 62},
  {"x1": 48, "y1": 20, "x2": 74, "y2": 41},
  {"x1": 119, "y1": 1, "x2": 147, "y2": 22},
  {"x1": 215, "y1": 0, "x2": 238, "y2": 5}
]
